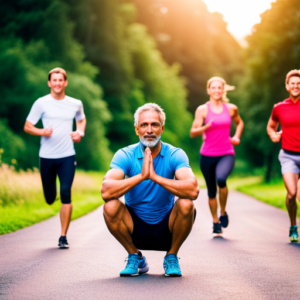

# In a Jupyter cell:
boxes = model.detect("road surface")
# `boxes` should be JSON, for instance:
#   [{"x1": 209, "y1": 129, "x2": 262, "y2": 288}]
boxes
[{"x1": 1, "y1": 190, "x2": 300, "y2": 300}]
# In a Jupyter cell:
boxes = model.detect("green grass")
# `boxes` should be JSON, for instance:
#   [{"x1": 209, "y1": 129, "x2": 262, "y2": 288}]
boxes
[
  {"x1": 0, "y1": 169, "x2": 104, "y2": 235},
  {"x1": 236, "y1": 178, "x2": 300, "y2": 217}
]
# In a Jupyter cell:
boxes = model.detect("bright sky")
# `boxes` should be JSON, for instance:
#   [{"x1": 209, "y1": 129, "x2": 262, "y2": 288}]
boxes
[{"x1": 202, "y1": 0, "x2": 275, "y2": 44}]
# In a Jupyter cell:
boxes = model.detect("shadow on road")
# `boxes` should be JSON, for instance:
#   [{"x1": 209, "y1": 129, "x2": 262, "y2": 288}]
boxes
[
  {"x1": 211, "y1": 236, "x2": 231, "y2": 242},
  {"x1": 288, "y1": 243, "x2": 300, "y2": 249}
]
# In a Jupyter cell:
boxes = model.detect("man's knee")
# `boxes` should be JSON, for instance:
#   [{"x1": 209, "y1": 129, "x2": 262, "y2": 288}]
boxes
[
  {"x1": 44, "y1": 192, "x2": 56, "y2": 205},
  {"x1": 60, "y1": 184, "x2": 71, "y2": 204},
  {"x1": 103, "y1": 200, "x2": 122, "y2": 220},
  {"x1": 176, "y1": 199, "x2": 194, "y2": 217},
  {"x1": 287, "y1": 192, "x2": 297, "y2": 203}
]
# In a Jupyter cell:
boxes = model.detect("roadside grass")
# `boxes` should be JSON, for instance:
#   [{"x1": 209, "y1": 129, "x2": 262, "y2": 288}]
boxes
[
  {"x1": 236, "y1": 179, "x2": 300, "y2": 218},
  {"x1": 0, "y1": 165, "x2": 104, "y2": 235}
]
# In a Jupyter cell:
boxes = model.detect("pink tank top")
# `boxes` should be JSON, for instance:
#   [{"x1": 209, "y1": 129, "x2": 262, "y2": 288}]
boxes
[{"x1": 200, "y1": 103, "x2": 234, "y2": 156}]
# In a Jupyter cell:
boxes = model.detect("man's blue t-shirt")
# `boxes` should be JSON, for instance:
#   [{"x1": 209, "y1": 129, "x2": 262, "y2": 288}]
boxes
[{"x1": 110, "y1": 141, "x2": 190, "y2": 224}]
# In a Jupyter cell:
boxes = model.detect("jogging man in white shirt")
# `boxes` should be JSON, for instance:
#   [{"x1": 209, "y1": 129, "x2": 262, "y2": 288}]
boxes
[{"x1": 24, "y1": 68, "x2": 86, "y2": 248}]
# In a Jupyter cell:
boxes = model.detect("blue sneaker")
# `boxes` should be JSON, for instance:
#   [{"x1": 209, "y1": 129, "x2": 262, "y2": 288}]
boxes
[
  {"x1": 219, "y1": 212, "x2": 229, "y2": 228},
  {"x1": 120, "y1": 253, "x2": 149, "y2": 277},
  {"x1": 289, "y1": 226, "x2": 299, "y2": 243},
  {"x1": 163, "y1": 254, "x2": 182, "y2": 277}
]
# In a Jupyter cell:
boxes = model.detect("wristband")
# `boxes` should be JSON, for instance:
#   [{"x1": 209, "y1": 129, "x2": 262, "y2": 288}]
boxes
[{"x1": 77, "y1": 130, "x2": 85, "y2": 137}]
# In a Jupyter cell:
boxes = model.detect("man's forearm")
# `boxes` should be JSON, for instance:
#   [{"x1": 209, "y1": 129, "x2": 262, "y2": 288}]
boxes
[
  {"x1": 24, "y1": 123, "x2": 44, "y2": 136},
  {"x1": 76, "y1": 118, "x2": 86, "y2": 132},
  {"x1": 152, "y1": 175, "x2": 199, "y2": 200},
  {"x1": 101, "y1": 174, "x2": 144, "y2": 201}
]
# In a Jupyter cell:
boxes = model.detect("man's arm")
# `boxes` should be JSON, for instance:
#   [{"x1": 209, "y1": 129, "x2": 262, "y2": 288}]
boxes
[
  {"x1": 101, "y1": 147, "x2": 152, "y2": 202},
  {"x1": 149, "y1": 161, "x2": 199, "y2": 200},
  {"x1": 71, "y1": 118, "x2": 87, "y2": 143},
  {"x1": 101, "y1": 169, "x2": 144, "y2": 202},
  {"x1": 190, "y1": 106, "x2": 211, "y2": 138},
  {"x1": 267, "y1": 117, "x2": 281, "y2": 143},
  {"x1": 24, "y1": 121, "x2": 52, "y2": 137}
]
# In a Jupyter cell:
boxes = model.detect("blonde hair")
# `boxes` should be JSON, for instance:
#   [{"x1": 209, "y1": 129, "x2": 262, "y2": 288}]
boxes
[
  {"x1": 207, "y1": 76, "x2": 235, "y2": 102},
  {"x1": 134, "y1": 103, "x2": 166, "y2": 126},
  {"x1": 48, "y1": 67, "x2": 67, "y2": 81},
  {"x1": 286, "y1": 69, "x2": 300, "y2": 84}
]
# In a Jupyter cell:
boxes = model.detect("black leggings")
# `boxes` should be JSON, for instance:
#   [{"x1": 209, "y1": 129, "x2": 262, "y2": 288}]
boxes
[
  {"x1": 200, "y1": 155, "x2": 235, "y2": 198},
  {"x1": 39, "y1": 155, "x2": 76, "y2": 205}
]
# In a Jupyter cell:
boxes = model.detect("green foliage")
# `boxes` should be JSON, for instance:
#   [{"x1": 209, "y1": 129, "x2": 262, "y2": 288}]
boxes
[
  {"x1": 237, "y1": 0, "x2": 300, "y2": 179},
  {"x1": 132, "y1": 0, "x2": 242, "y2": 112},
  {"x1": 0, "y1": 121, "x2": 26, "y2": 168}
]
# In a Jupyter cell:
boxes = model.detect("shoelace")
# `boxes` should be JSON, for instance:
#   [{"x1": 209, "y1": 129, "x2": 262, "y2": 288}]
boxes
[
  {"x1": 124, "y1": 255, "x2": 139, "y2": 269},
  {"x1": 59, "y1": 237, "x2": 68, "y2": 245},
  {"x1": 165, "y1": 256, "x2": 180, "y2": 270}
]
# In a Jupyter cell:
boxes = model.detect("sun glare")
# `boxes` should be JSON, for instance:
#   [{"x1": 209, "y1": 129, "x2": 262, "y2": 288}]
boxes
[{"x1": 202, "y1": 0, "x2": 275, "y2": 44}]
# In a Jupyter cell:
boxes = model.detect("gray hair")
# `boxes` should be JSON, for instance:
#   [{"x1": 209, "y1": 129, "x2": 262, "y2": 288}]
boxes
[{"x1": 134, "y1": 103, "x2": 166, "y2": 126}]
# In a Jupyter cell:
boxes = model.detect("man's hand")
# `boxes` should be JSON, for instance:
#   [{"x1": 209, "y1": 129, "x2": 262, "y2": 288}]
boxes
[
  {"x1": 141, "y1": 147, "x2": 151, "y2": 180},
  {"x1": 230, "y1": 136, "x2": 240, "y2": 145},
  {"x1": 149, "y1": 154, "x2": 157, "y2": 181},
  {"x1": 270, "y1": 130, "x2": 282, "y2": 143},
  {"x1": 70, "y1": 131, "x2": 81, "y2": 143},
  {"x1": 43, "y1": 126, "x2": 53, "y2": 137}
]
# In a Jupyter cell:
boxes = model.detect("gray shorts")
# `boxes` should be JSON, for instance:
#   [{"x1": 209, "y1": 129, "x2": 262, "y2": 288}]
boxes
[{"x1": 278, "y1": 149, "x2": 300, "y2": 174}]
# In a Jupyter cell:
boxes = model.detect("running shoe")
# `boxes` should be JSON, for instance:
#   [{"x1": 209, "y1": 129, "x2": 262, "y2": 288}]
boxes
[
  {"x1": 163, "y1": 254, "x2": 182, "y2": 277},
  {"x1": 289, "y1": 225, "x2": 299, "y2": 243},
  {"x1": 219, "y1": 212, "x2": 229, "y2": 228},
  {"x1": 120, "y1": 252, "x2": 149, "y2": 277},
  {"x1": 58, "y1": 236, "x2": 69, "y2": 249},
  {"x1": 213, "y1": 222, "x2": 222, "y2": 234}
]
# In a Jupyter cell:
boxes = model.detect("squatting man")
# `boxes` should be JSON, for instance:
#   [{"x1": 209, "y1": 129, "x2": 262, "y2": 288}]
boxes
[{"x1": 101, "y1": 103, "x2": 199, "y2": 277}]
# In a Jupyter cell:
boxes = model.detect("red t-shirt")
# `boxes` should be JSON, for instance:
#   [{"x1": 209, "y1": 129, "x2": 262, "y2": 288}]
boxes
[{"x1": 271, "y1": 98, "x2": 300, "y2": 152}]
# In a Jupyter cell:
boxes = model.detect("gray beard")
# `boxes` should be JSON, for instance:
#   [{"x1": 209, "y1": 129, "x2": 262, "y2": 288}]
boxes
[{"x1": 140, "y1": 135, "x2": 161, "y2": 148}]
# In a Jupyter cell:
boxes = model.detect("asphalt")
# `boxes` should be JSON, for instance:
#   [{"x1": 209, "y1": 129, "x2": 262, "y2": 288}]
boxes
[{"x1": 1, "y1": 190, "x2": 300, "y2": 300}]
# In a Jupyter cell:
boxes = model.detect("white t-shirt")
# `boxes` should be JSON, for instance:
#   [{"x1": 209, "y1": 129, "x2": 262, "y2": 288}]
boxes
[{"x1": 26, "y1": 94, "x2": 85, "y2": 159}]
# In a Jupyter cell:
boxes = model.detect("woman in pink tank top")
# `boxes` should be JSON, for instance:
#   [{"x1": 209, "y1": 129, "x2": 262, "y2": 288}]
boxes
[{"x1": 190, "y1": 77, "x2": 244, "y2": 234}]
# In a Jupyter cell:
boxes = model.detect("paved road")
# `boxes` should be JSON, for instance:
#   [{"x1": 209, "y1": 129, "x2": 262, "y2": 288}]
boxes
[{"x1": 1, "y1": 190, "x2": 300, "y2": 300}]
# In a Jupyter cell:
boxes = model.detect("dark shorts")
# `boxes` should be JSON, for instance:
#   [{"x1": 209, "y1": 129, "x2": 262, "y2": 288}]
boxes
[
  {"x1": 40, "y1": 155, "x2": 76, "y2": 205},
  {"x1": 126, "y1": 204, "x2": 196, "y2": 252}
]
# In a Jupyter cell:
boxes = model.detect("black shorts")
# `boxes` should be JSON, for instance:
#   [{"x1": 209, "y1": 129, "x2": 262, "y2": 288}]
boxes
[
  {"x1": 127, "y1": 205, "x2": 196, "y2": 252},
  {"x1": 40, "y1": 155, "x2": 76, "y2": 205}
]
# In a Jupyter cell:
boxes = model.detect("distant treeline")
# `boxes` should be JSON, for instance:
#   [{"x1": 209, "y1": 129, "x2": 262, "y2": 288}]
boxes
[{"x1": 1, "y1": 0, "x2": 299, "y2": 179}]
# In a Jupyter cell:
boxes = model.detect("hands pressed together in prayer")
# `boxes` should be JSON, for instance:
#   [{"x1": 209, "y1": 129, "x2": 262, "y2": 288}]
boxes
[{"x1": 141, "y1": 147, "x2": 157, "y2": 181}]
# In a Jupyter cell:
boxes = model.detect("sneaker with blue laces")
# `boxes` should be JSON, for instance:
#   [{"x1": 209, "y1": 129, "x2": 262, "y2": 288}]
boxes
[
  {"x1": 219, "y1": 212, "x2": 229, "y2": 228},
  {"x1": 163, "y1": 254, "x2": 182, "y2": 277},
  {"x1": 120, "y1": 252, "x2": 149, "y2": 277},
  {"x1": 289, "y1": 225, "x2": 299, "y2": 243}
]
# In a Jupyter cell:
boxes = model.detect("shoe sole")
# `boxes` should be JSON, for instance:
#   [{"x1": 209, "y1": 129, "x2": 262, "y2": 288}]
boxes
[
  {"x1": 165, "y1": 274, "x2": 182, "y2": 277},
  {"x1": 120, "y1": 273, "x2": 139, "y2": 277},
  {"x1": 290, "y1": 238, "x2": 298, "y2": 243},
  {"x1": 120, "y1": 266, "x2": 149, "y2": 277},
  {"x1": 59, "y1": 244, "x2": 69, "y2": 249}
]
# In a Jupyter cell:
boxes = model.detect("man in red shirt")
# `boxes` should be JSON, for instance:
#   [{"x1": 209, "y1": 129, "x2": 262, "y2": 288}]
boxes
[{"x1": 267, "y1": 69, "x2": 300, "y2": 243}]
